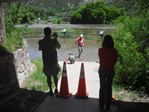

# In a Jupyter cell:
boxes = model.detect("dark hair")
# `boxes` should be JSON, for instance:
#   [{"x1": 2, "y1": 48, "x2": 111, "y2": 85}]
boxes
[
  {"x1": 44, "y1": 27, "x2": 51, "y2": 36},
  {"x1": 102, "y1": 35, "x2": 114, "y2": 48}
]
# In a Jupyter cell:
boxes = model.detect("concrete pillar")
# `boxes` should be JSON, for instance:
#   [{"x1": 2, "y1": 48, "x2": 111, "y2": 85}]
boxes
[{"x1": 0, "y1": 3, "x2": 5, "y2": 44}]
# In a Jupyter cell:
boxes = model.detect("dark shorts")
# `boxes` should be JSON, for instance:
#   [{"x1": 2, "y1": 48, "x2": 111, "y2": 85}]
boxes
[{"x1": 43, "y1": 64, "x2": 59, "y2": 76}]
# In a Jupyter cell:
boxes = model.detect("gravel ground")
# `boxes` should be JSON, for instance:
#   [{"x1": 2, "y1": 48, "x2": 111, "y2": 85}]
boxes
[
  {"x1": 0, "y1": 89, "x2": 47, "y2": 112},
  {"x1": 57, "y1": 47, "x2": 99, "y2": 62}
]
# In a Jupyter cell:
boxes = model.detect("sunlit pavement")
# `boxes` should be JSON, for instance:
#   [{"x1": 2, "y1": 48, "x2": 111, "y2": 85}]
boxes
[
  {"x1": 58, "y1": 61, "x2": 100, "y2": 98},
  {"x1": 35, "y1": 61, "x2": 103, "y2": 112},
  {"x1": 35, "y1": 61, "x2": 124, "y2": 112}
]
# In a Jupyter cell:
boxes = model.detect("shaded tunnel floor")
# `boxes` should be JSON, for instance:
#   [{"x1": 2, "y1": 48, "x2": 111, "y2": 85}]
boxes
[{"x1": 1, "y1": 89, "x2": 149, "y2": 112}]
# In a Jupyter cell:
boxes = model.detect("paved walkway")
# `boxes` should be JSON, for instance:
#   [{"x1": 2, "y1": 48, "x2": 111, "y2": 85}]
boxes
[
  {"x1": 58, "y1": 61, "x2": 100, "y2": 98},
  {"x1": 35, "y1": 61, "x2": 107, "y2": 112},
  {"x1": 35, "y1": 61, "x2": 119, "y2": 112}
]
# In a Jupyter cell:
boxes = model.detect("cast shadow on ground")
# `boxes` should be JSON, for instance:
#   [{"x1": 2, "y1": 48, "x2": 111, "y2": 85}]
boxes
[
  {"x1": 0, "y1": 88, "x2": 47, "y2": 112},
  {"x1": 0, "y1": 89, "x2": 149, "y2": 112},
  {"x1": 116, "y1": 100, "x2": 149, "y2": 112},
  {"x1": 35, "y1": 94, "x2": 149, "y2": 112}
]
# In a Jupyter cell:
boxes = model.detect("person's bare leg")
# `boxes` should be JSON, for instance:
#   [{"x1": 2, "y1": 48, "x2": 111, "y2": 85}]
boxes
[
  {"x1": 47, "y1": 75, "x2": 53, "y2": 96},
  {"x1": 53, "y1": 75, "x2": 58, "y2": 94}
]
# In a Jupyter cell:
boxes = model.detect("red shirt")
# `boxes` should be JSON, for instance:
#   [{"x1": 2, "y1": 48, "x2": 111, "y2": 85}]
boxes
[
  {"x1": 98, "y1": 48, "x2": 118, "y2": 71},
  {"x1": 76, "y1": 37, "x2": 85, "y2": 47}
]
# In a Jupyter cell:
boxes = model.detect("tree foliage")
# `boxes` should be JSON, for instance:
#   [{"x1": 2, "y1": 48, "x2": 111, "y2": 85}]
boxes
[
  {"x1": 3, "y1": 2, "x2": 33, "y2": 51},
  {"x1": 99, "y1": 0, "x2": 149, "y2": 94},
  {"x1": 113, "y1": 15, "x2": 149, "y2": 94},
  {"x1": 111, "y1": 0, "x2": 149, "y2": 16},
  {"x1": 70, "y1": 1, "x2": 123, "y2": 24},
  {"x1": 4, "y1": 2, "x2": 36, "y2": 33}
]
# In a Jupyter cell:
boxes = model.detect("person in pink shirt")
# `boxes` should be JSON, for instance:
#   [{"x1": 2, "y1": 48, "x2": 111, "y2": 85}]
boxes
[
  {"x1": 98, "y1": 35, "x2": 118, "y2": 111},
  {"x1": 75, "y1": 34, "x2": 85, "y2": 58}
]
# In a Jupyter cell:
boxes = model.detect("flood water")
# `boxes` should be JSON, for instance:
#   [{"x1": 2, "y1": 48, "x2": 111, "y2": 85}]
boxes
[{"x1": 26, "y1": 24, "x2": 116, "y2": 61}]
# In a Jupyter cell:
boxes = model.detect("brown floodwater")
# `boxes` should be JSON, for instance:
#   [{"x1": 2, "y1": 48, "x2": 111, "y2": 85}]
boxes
[{"x1": 26, "y1": 24, "x2": 116, "y2": 60}]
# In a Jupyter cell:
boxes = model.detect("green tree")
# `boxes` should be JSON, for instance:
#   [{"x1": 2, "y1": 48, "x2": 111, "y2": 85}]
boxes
[
  {"x1": 111, "y1": 0, "x2": 149, "y2": 16},
  {"x1": 4, "y1": 2, "x2": 33, "y2": 51},
  {"x1": 113, "y1": 16, "x2": 149, "y2": 94},
  {"x1": 70, "y1": 1, "x2": 123, "y2": 24},
  {"x1": 5, "y1": 2, "x2": 36, "y2": 25}
]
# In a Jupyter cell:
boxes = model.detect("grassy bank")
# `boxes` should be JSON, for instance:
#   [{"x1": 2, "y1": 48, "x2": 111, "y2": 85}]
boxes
[{"x1": 22, "y1": 59, "x2": 61, "y2": 92}]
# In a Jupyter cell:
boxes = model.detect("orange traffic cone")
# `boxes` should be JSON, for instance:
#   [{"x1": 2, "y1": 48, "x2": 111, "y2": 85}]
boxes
[
  {"x1": 57, "y1": 61, "x2": 72, "y2": 98},
  {"x1": 75, "y1": 63, "x2": 88, "y2": 99}
]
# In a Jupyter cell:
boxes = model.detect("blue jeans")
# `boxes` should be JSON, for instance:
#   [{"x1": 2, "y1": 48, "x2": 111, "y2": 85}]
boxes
[{"x1": 77, "y1": 45, "x2": 83, "y2": 58}]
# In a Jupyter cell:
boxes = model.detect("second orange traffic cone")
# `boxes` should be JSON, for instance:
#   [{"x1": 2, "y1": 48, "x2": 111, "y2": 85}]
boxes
[
  {"x1": 57, "y1": 62, "x2": 72, "y2": 98},
  {"x1": 75, "y1": 63, "x2": 88, "y2": 99}
]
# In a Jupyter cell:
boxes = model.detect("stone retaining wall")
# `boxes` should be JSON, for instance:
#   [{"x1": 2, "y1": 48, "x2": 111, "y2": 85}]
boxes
[{"x1": 13, "y1": 39, "x2": 35, "y2": 86}]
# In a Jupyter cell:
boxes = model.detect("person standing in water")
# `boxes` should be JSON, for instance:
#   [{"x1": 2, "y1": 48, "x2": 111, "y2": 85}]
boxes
[{"x1": 75, "y1": 34, "x2": 85, "y2": 58}]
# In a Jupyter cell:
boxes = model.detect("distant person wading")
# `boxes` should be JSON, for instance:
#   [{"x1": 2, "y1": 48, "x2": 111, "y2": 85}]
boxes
[
  {"x1": 38, "y1": 27, "x2": 61, "y2": 96},
  {"x1": 75, "y1": 34, "x2": 85, "y2": 58}
]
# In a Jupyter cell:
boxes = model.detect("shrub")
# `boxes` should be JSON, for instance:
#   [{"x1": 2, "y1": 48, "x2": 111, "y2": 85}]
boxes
[
  {"x1": 70, "y1": 11, "x2": 82, "y2": 24},
  {"x1": 113, "y1": 16, "x2": 149, "y2": 94},
  {"x1": 4, "y1": 25, "x2": 31, "y2": 52},
  {"x1": 4, "y1": 30, "x2": 22, "y2": 51},
  {"x1": 70, "y1": 1, "x2": 123, "y2": 24}
]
